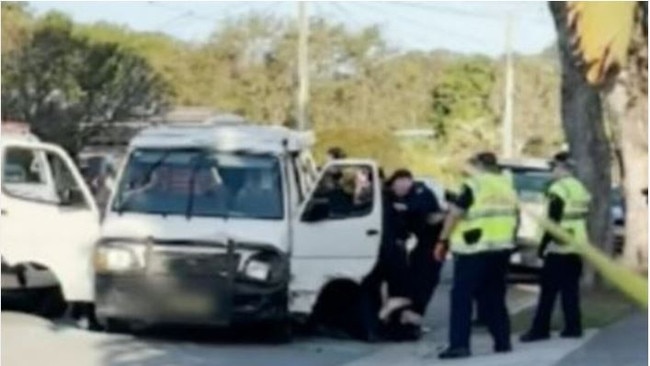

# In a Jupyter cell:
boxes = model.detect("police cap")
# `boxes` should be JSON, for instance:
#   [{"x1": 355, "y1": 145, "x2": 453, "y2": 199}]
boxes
[
  {"x1": 469, "y1": 151, "x2": 498, "y2": 169},
  {"x1": 551, "y1": 151, "x2": 575, "y2": 169}
]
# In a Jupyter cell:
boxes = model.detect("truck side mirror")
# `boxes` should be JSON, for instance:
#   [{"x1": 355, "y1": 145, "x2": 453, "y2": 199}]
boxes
[{"x1": 302, "y1": 198, "x2": 330, "y2": 222}]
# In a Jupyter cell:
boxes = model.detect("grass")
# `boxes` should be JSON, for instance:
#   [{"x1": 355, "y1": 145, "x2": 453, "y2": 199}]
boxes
[{"x1": 511, "y1": 287, "x2": 638, "y2": 333}]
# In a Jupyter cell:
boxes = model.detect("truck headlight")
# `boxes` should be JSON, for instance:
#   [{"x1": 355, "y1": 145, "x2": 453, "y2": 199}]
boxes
[
  {"x1": 94, "y1": 245, "x2": 144, "y2": 273},
  {"x1": 242, "y1": 250, "x2": 287, "y2": 283},
  {"x1": 244, "y1": 259, "x2": 271, "y2": 281}
]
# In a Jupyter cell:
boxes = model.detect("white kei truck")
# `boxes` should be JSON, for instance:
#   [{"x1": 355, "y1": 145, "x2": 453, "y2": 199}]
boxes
[{"x1": 93, "y1": 116, "x2": 387, "y2": 339}]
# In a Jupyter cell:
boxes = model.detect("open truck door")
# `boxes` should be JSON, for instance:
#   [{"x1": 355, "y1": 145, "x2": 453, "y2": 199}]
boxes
[{"x1": 289, "y1": 159, "x2": 382, "y2": 314}]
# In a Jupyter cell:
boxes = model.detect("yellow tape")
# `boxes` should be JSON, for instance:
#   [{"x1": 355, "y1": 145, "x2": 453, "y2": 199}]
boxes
[{"x1": 520, "y1": 206, "x2": 648, "y2": 309}]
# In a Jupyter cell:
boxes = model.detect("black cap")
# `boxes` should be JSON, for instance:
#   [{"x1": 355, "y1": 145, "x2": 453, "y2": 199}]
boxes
[
  {"x1": 327, "y1": 147, "x2": 346, "y2": 159},
  {"x1": 551, "y1": 151, "x2": 575, "y2": 168},
  {"x1": 469, "y1": 151, "x2": 498, "y2": 169}
]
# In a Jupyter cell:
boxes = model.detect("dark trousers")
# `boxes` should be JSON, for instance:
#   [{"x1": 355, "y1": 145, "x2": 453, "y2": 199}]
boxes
[
  {"x1": 365, "y1": 241, "x2": 410, "y2": 298},
  {"x1": 449, "y1": 250, "x2": 511, "y2": 350},
  {"x1": 529, "y1": 253, "x2": 582, "y2": 336},
  {"x1": 408, "y1": 239, "x2": 443, "y2": 315}
]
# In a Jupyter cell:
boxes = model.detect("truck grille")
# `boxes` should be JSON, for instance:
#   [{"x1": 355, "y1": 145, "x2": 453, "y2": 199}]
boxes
[{"x1": 148, "y1": 251, "x2": 238, "y2": 276}]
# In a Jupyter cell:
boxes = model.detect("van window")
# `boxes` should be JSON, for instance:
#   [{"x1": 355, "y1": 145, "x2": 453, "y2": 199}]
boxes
[{"x1": 113, "y1": 149, "x2": 284, "y2": 219}]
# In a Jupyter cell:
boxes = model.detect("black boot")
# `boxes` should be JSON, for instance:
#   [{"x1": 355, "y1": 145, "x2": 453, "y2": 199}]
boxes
[{"x1": 438, "y1": 347, "x2": 471, "y2": 359}]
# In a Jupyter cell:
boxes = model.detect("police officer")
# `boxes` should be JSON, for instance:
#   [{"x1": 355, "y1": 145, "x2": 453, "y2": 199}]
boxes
[
  {"x1": 520, "y1": 152, "x2": 591, "y2": 342},
  {"x1": 434, "y1": 152, "x2": 518, "y2": 359},
  {"x1": 390, "y1": 169, "x2": 444, "y2": 319},
  {"x1": 358, "y1": 168, "x2": 412, "y2": 341}
]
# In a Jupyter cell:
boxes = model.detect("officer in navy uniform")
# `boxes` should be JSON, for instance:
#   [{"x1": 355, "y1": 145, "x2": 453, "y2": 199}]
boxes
[{"x1": 390, "y1": 169, "x2": 444, "y2": 318}]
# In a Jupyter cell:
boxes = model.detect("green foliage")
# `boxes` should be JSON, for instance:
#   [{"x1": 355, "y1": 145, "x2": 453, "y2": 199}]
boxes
[
  {"x1": 431, "y1": 58, "x2": 497, "y2": 137},
  {"x1": 1, "y1": 8, "x2": 565, "y2": 179},
  {"x1": 1, "y1": 12, "x2": 171, "y2": 155},
  {"x1": 1, "y1": 2, "x2": 32, "y2": 54}
]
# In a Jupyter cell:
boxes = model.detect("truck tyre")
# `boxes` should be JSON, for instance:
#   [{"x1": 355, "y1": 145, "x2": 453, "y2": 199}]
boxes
[
  {"x1": 99, "y1": 317, "x2": 132, "y2": 334},
  {"x1": 264, "y1": 319, "x2": 293, "y2": 344}
]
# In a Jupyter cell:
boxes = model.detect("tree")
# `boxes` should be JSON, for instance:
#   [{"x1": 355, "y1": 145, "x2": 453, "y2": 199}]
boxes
[
  {"x1": 1, "y1": 12, "x2": 171, "y2": 156},
  {"x1": 549, "y1": 3, "x2": 613, "y2": 285},
  {"x1": 551, "y1": 2, "x2": 648, "y2": 273},
  {"x1": 1, "y1": 2, "x2": 32, "y2": 55}
]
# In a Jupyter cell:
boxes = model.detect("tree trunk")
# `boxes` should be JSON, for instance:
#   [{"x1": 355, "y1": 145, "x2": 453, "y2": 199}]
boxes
[
  {"x1": 549, "y1": 2, "x2": 613, "y2": 286},
  {"x1": 605, "y1": 3, "x2": 648, "y2": 273}
]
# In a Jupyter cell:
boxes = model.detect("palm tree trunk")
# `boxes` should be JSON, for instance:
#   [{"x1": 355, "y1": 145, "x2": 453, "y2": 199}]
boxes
[{"x1": 549, "y1": 2, "x2": 613, "y2": 286}]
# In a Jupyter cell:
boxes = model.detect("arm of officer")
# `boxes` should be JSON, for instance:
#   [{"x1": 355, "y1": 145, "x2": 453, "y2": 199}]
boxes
[
  {"x1": 434, "y1": 185, "x2": 473, "y2": 261},
  {"x1": 538, "y1": 193, "x2": 564, "y2": 257},
  {"x1": 418, "y1": 186, "x2": 444, "y2": 224}
]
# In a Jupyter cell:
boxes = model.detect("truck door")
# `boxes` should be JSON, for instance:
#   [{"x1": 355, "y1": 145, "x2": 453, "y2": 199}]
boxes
[
  {"x1": 1, "y1": 142, "x2": 100, "y2": 302},
  {"x1": 290, "y1": 159, "x2": 382, "y2": 314}
]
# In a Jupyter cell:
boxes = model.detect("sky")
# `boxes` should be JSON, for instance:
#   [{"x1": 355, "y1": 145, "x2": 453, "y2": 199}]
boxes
[{"x1": 28, "y1": 1, "x2": 557, "y2": 57}]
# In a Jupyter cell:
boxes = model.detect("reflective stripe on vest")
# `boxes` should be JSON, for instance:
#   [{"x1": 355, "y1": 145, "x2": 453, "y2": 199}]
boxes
[
  {"x1": 451, "y1": 172, "x2": 518, "y2": 254},
  {"x1": 546, "y1": 176, "x2": 592, "y2": 254}
]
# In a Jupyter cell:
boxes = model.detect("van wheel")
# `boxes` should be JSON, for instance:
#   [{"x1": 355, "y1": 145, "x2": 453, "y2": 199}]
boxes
[
  {"x1": 264, "y1": 320, "x2": 293, "y2": 344},
  {"x1": 99, "y1": 317, "x2": 132, "y2": 334},
  {"x1": 36, "y1": 287, "x2": 67, "y2": 319}
]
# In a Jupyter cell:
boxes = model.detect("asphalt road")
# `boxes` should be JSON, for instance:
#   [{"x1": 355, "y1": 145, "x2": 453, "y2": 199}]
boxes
[{"x1": 2, "y1": 266, "x2": 595, "y2": 366}]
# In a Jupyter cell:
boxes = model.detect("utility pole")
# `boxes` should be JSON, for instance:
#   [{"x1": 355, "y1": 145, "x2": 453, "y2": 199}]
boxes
[
  {"x1": 297, "y1": 2, "x2": 310, "y2": 130},
  {"x1": 501, "y1": 12, "x2": 514, "y2": 158}
]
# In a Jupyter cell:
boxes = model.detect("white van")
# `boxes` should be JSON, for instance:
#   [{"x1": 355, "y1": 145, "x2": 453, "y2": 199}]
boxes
[
  {"x1": 0, "y1": 123, "x2": 100, "y2": 316},
  {"x1": 95, "y1": 119, "x2": 384, "y2": 337}
]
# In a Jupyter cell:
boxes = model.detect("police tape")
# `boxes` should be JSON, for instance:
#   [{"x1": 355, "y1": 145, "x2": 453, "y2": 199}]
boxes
[{"x1": 521, "y1": 207, "x2": 648, "y2": 309}]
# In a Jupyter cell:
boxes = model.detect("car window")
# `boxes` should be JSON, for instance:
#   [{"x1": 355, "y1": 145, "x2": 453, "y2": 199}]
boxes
[
  {"x1": 3, "y1": 147, "x2": 87, "y2": 207},
  {"x1": 2, "y1": 147, "x2": 55, "y2": 202},
  {"x1": 47, "y1": 151, "x2": 88, "y2": 207},
  {"x1": 511, "y1": 171, "x2": 553, "y2": 202}
]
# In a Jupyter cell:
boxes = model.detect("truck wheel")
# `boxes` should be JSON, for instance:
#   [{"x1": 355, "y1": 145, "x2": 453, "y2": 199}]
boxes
[
  {"x1": 264, "y1": 320, "x2": 293, "y2": 344},
  {"x1": 36, "y1": 287, "x2": 67, "y2": 319},
  {"x1": 99, "y1": 317, "x2": 132, "y2": 334}
]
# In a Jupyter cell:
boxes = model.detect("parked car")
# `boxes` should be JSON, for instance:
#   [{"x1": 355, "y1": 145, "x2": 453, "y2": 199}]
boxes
[
  {"x1": 499, "y1": 158, "x2": 553, "y2": 283},
  {"x1": 500, "y1": 158, "x2": 625, "y2": 282}
]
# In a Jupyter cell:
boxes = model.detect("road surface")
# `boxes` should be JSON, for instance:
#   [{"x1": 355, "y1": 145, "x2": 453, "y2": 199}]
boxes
[{"x1": 2, "y1": 270, "x2": 596, "y2": 366}]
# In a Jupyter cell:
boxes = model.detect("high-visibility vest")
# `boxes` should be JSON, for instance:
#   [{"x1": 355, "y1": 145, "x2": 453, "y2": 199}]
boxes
[
  {"x1": 450, "y1": 172, "x2": 519, "y2": 254},
  {"x1": 546, "y1": 176, "x2": 591, "y2": 254}
]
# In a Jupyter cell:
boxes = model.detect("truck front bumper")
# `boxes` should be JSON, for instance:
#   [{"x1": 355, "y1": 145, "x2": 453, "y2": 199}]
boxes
[
  {"x1": 94, "y1": 239, "x2": 289, "y2": 327},
  {"x1": 95, "y1": 275, "x2": 287, "y2": 326}
]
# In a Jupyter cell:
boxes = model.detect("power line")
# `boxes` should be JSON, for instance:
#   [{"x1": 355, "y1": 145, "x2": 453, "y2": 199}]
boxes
[
  {"x1": 346, "y1": 1, "x2": 489, "y2": 49},
  {"x1": 153, "y1": 11, "x2": 194, "y2": 31},
  {"x1": 390, "y1": 1, "x2": 502, "y2": 22}
]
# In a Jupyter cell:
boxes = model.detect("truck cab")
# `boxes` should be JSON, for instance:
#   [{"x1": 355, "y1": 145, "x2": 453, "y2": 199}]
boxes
[
  {"x1": 0, "y1": 122, "x2": 100, "y2": 316},
  {"x1": 95, "y1": 118, "x2": 383, "y2": 334}
]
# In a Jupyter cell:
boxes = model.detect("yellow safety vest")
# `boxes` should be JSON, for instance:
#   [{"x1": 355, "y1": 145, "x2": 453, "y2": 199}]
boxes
[
  {"x1": 451, "y1": 172, "x2": 519, "y2": 254},
  {"x1": 546, "y1": 176, "x2": 591, "y2": 254}
]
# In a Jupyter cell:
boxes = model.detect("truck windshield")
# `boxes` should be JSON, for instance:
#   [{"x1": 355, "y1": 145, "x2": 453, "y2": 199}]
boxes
[{"x1": 112, "y1": 149, "x2": 283, "y2": 219}]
